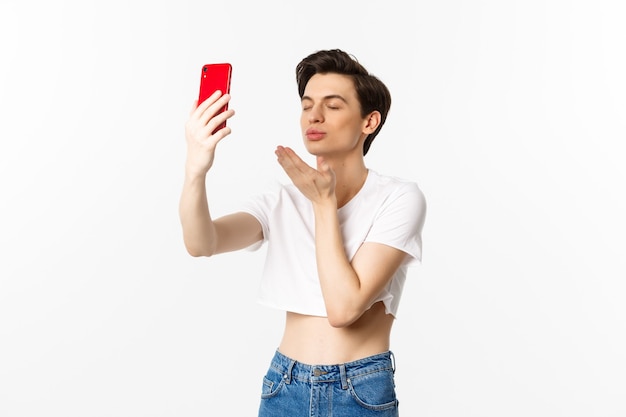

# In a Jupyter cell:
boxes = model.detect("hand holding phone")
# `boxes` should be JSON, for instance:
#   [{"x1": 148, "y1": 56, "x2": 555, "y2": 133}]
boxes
[{"x1": 198, "y1": 63, "x2": 232, "y2": 133}]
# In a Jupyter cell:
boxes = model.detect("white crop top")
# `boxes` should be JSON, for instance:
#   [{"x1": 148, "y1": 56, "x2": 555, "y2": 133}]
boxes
[{"x1": 239, "y1": 169, "x2": 426, "y2": 318}]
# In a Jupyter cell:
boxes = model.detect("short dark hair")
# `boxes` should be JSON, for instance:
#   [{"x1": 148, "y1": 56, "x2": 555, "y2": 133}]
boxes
[{"x1": 296, "y1": 49, "x2": 392, "y2": 156}]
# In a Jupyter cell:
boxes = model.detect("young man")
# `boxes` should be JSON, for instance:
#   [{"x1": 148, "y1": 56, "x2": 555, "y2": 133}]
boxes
[{"x1": 180, "y1": 49, "x2": 426, "y2": 416}]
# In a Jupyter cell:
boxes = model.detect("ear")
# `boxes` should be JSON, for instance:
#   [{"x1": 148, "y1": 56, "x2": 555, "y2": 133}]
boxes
[{"x1": 362, "y1": 111, "x2": 381, "y2": 134}]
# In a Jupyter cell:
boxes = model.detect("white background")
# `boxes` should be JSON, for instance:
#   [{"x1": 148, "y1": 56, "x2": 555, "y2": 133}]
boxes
[{"x1": 1, "y1": 0, "x2": 625, "y2": 416}]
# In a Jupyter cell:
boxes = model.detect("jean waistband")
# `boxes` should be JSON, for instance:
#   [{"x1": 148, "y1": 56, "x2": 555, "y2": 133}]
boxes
[{"x1": 269, "y1": 349, "x2": 395, "y2": 387}]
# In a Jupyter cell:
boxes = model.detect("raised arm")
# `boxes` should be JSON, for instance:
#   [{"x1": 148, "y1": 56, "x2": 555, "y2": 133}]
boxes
[{"x1": 179, "y1": 91, "x2": 262, "y2": 257}]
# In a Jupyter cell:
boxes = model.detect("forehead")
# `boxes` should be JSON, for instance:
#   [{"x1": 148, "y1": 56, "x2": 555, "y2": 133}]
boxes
[{"x1": 303, "y1": 73, "x2": 356, "y2": 99}]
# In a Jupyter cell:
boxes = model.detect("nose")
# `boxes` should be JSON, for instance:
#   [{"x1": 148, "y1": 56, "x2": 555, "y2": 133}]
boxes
[{"x1": 308, "y1": 104, "x2": 323, "y2": 123}]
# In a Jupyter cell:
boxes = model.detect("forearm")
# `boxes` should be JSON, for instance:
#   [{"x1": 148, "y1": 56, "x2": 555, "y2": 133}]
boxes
[
  {"x1": 313, "y1": 203, "x2": 363, "y2": 327},
  {"x1": 179, "y1": 173, "x2": 217, "y2": 257}
]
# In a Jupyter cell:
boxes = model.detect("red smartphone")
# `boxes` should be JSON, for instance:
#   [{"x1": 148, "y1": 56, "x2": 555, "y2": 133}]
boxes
[{"x1": 198, "y1": 63, "x2": 232, "y2": 133}]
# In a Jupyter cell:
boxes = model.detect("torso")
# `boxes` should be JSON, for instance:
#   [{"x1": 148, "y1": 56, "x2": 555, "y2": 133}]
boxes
[{"x1": 277, "y1": 301, "x2": 394, "y2": 365}]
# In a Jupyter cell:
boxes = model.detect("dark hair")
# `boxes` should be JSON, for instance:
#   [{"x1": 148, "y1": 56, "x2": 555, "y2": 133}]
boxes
[{"x1": 296, "y1": 49, "x2": 392, "y2": 156}]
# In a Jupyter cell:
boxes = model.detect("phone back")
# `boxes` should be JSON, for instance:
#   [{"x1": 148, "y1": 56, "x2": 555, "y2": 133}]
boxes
[
  {"x1": 198, "y1": 63, "x2": 232, "y2": 105},
  {"x1": 198, "y1": 63, "x2": 232, "y2": 133}
]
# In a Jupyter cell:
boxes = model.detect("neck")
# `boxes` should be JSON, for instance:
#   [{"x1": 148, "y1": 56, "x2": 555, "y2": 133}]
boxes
[{"x1": 327, "y1": 156, "x2": 368, "y2": 208}]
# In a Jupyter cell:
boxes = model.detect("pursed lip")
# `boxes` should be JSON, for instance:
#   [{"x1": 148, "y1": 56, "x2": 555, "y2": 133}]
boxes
[{"x1": 305, "y1": 128, "x2": 325, "y2": 140}]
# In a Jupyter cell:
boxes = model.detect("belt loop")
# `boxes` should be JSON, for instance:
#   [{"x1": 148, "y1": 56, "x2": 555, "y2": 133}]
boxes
[
  {"x1": 339, "y1": 363, "x2": 348, "y2": 390},
  {"x1": 390, "y1": 351, "x2": 396, "y2": 374},
  {"x1": 284, "y1": 359, "x2": 296, "y2": 384}
]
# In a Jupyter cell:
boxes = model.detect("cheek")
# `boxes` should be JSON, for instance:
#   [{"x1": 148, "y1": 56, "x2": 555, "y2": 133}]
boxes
[
  {"x1": 300, "y1": 112, "x2": 310, "y2": 129},
  {"x1": 338, "y1": 119, "x2": 364, "y2": 137}
]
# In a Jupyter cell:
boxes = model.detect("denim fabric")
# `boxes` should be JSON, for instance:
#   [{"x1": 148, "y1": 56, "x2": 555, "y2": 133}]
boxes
[{"x1": 258, "y1": 349, "x2": 399, "y2": 417}]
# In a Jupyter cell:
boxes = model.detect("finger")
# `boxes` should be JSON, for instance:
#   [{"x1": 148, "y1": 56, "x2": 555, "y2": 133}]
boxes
[
  {"x1": 206, "y1": 126, "x2": 232, "y2": 144},
  {"x1": 189, "y1": 99, "x2": 199, "y2": 115},
  {"x1": 200, "y1": 108, "x2": 235, "y2": 138},
  {"x1": 275, "y1": 146, "x2": 290, "y2": 169},
  {"x1": 275, "y1": 147, "x2": 300, "y2": 176},
  {"x1": 275, "y1": 146, "x2": 302, "y2": 180},
  {"x1": 200, "y1": 89, "x2": 222, "y2": 108},
  {"x1": 316, "y1": 156, "x2": 336, "y2": 183},
  {"x1": 198, "y1": 93, "x2": 231, "y2": 126},
  {"x1": 191, "y1": 90, "x2": 223, "y2": 120},
  {"x1": 196, "y1": 90, "x2": 220, "y2": 111},
  {"x1": 195, "y1": 125, "x2": 232, "y2": 153},
  {"x1": 280, "y1": 147, "x2": 311, "y2": 173},
  {"x1": 316, "y1": 156, "x2": 328, "y2": 172},
  {"x1": 187, "y1": 105, "x2": 234, "y2": 147}
]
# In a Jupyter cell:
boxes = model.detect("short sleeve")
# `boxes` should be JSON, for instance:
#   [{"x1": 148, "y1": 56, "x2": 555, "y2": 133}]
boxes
[
  {"x1": 237, "y1": 191, "x2": 276, "y2": 251},
  {"x1": 364, "y1": 182, "x2": 427, "y2": 265}
]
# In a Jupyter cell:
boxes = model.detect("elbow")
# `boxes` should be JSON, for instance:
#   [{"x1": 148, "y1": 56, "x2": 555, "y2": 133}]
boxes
[
  {"x1": 327, "y1": 317, "x2": 352, "y2": 328},
  {"x1": 183, "y1": 241, "x2": 216, "y2": 258},
  {"x1": 186, "y1": 248, "x2": 210, "y2": 257},
  {"x1": 325, "y1": 308, "x2": 362, "y2": 328}
]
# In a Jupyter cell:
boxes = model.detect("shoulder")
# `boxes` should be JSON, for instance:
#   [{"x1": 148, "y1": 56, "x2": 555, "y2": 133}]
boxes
[
  {"x1": 368, "y1": 170, "x2": 426, "y2": 205},
  {"x1": 245, "y1": 182, "x2": 311, "y2": 213}
]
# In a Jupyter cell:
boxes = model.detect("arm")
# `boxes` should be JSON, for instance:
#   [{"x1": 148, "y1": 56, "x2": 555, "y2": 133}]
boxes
[
  {"x1": 275, "y1": 146, "x2": 410, "y2": 327},
  {"x1": 179, "y1": 91, "x2": 262, "y2": 256},
  {"x1": 313, "y1": 202, "x2": 408, "y2": 327},
  {"x1": 179, "y1": 177, "x2": 262, "y2": 257}
]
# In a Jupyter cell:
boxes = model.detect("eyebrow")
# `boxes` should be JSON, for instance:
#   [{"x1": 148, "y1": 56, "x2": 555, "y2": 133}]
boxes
[{"x1": 301, "y1": 94, "x2": 348, "y2": 103}]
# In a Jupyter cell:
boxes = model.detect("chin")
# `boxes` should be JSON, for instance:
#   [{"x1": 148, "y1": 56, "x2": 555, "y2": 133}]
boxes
[{"x1": 302, "y1": 141, "x2": 320, "y2": 155}]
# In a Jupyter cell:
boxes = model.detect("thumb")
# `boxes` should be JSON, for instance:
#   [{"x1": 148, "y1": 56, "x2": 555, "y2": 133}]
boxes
[
  {"x1": 316, "y1": 156, "x2": 335, "y2": 180},
  {"x1": 316, "y1": 156, "x2": 329, "y2": 173}
]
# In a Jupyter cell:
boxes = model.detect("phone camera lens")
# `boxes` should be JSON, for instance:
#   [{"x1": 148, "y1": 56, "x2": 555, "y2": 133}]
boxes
[{"x1": 203, "y1": 67, "x2": 207, "y2": 72}]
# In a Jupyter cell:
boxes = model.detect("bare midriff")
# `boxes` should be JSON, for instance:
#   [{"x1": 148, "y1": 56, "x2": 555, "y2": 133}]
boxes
[{"x1": 277, "y1": 301, "x2": 395, "y2": 365}]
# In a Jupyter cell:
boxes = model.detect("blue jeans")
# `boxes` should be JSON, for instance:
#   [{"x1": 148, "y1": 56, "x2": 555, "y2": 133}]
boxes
[{"x1": 258, "y1": 349, "x2": 399, "y2": 417}]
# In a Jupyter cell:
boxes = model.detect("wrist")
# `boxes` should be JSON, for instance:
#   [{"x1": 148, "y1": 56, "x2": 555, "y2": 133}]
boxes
[
  {"x1": 184, "y1": 166, "x2": 208, "y2": 185},
  {"x1": 184, "y1": 158, "x2": 211, "y2": 179},
  {"x1": 312, "y1": 198, "x2": 337, "y2": 216}
]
